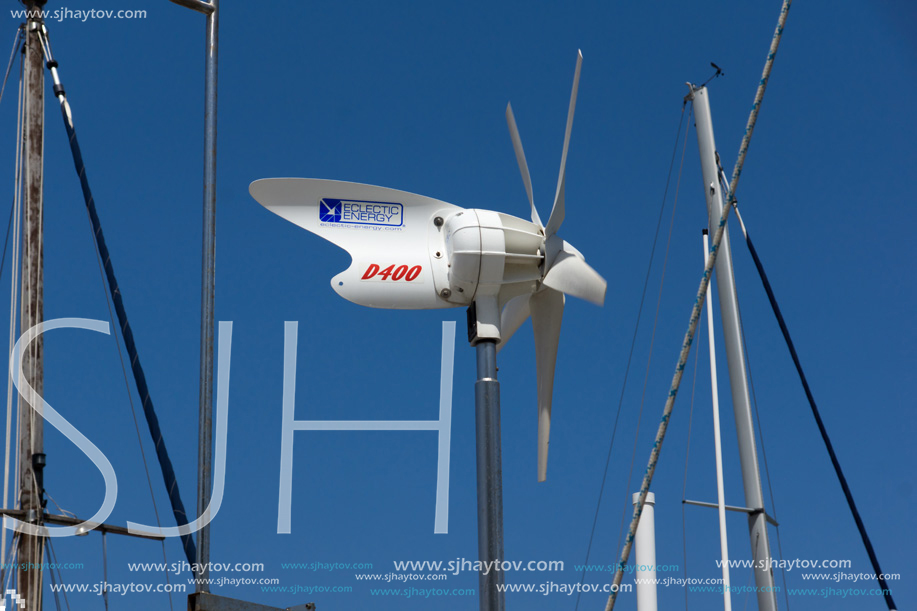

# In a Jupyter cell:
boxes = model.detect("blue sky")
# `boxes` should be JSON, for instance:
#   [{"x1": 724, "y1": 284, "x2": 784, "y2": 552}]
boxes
[{"x1": 0, "y1": 1, "x2": 914, "y2": 609}]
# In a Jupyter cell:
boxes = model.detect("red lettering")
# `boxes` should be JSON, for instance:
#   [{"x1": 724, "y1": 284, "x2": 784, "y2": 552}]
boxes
[
  {"x1": 391, "y1": 265, "x2": 408, "y2": 281},
  {"x1": 378, "y1": 264, "x2": 395, "y2": 280},
  {"x1": 361, "y1": 263, "x2": 422, "y2": 281},
  {"x1": 361, "y1": 264, "x2": 380, "y2": 280}
]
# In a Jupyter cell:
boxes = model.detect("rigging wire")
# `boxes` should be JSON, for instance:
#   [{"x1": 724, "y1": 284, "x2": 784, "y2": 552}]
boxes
[
  {"x1": 0, "y1": 6, "x2": 21, "y2": 290},
  {"x1": 730, "y1": 202, "x2": 898, "y2": 611},
  {"x1": 79, "y1": 127, "x2": 177, "y2": 610},
  {"x1": 2, "y1": 532, "x2": 18, "y2": 597},
  {"x1": 680, "y1": 316, "x2": 701, "y2": 611},
  {"x1": 0, "y1": 26, "x2": 23, "y2": 109},
  {"x1": 3, "y1": 535, "x2": 16, "y2": 587},
  {"x1": 36, "y1": 25, "x2": 179, "y2": 608},
  {"x1": 0, "y1": 28, "x2": 26, "y2": 308},
  {"x1": 29, "y1": 511, "x2": 44, "y2": 610},
  {"x1": 616, "y1": 102, "x2": 692, "y2": 561},
  {"x1": 604, "y1": 2, "x2": 794, "y2": 607},
  {"x1": 744, "y1": 541, "x2": 755, "y2": 611},
  {"x1": 740, "y1": 306, "x2": 792, "y2": 610},
  {"x1": 102, "y1": 532, "x2": 109, "y2": 611},
  {"x1": 1, "y1": 40, "x2": 24, "y2": 585},
  {"x1": 572, "y1": 102, "x2": 688, "y2": 611},
  {"x1": 46, "y1": 541, "x2": 63, "y2": 611},
  {"x1": 0, "y1": 202, "x2": 15, "y2": 293},
  {"x1": 12, "y1": 23, "x2": 25, "y2": 498},
  {"x1": 46, "y1": 537, "x2": 71, "y2": 611},
  {"x1": 718, "y1": 169, "x2": 791, "y2": 609},
  {"x1": 38, "y1": 23, "x2": 196, "y2": 567},
  {"x1": 74, "y1": 129, "x2": 178, "y2": 611},
  {"x1": 44, "y1": 488, "x2": 77, "y2": 519},
  {"x1": 709, "y1": 166, "x2": 790, "y2": 606}
]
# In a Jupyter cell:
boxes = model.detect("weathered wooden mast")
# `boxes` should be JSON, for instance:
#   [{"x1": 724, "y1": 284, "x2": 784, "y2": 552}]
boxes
[{"x1": 18, "y1": 0, "x2": 47, "y2": 607}]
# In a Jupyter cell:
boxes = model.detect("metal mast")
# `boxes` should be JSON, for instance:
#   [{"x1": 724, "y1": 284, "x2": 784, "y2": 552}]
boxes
[
  {"x1": 18, "y1": 1, "x2": 47, "y2": 606},
  {"x1": 473, "y1": 336, "x2": 505, "y2": 611},
  {"x1": 195, "y1": 0, "x2": 218, "y2": 590},
  {"x1": 167, "y1": 0, "x2": 219, "y2": 591},
  {"x1": 689, "y1": 84, "x2": 777, "y2": 611}
]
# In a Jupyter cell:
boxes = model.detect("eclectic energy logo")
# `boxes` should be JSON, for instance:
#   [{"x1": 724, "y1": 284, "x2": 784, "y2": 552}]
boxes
[{"x1": 319, "y1": 198, "x2": 403, "y2": 227}]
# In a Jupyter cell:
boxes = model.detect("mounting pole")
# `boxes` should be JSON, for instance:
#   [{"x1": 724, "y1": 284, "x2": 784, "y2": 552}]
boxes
[
  {"x1": 18, "y1": 2, "x2": 46, "y2": 607},
  {"x1": 689, "y1": 84, "x2": 777, "y2": 611},
  {"x1": 168, "y1": 0, "x2": 219, "y2": 593},
  {"x1": 468, "y1": 303, "x2": 505, "y2": 611},
  {"x1": 632, "y1": 492, "x2": 657, "y2": 611},
  {"x1": 197, "y1": 0, "x2": 218, "y2": 591}
]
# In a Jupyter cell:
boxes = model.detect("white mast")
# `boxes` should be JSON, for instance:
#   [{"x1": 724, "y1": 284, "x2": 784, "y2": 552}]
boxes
[
  {"x1": 704, "y1": 229, "x2": 732, "y2": 611},
  {"x1": 632, "y1": 492, "x2": 658, "y2": 611},
  {"x1": 689, "y1": 84, "x2": 777, "y2": 611}
]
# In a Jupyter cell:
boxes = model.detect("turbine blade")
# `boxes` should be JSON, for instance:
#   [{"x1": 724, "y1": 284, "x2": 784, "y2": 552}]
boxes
[
  {"x1": 531, "y1": 288, "x2": 564, "y2": 482},
  {"x1": 544, "y1": 50, "x2": 582, "y2": 238},
  {"x1": 497, "y1": 293, "x2": 531, "y2": 353},
  {"x1": 542, "y1": 244, "x2": 607, "y2": 306},
  {"x1": 506, "y1": 102, "x2": 541, "y2": 228}
]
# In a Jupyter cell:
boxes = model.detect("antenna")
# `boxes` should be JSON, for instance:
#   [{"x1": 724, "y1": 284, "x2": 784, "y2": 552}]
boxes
[{"x1": 251, "y1": 50, "x2": 606, "y2": 610}]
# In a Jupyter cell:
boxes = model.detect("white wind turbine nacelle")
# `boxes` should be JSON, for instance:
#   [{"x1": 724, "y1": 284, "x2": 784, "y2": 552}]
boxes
[{"x1": 250, "y1": 50, "x2": 605, "y2": 482}]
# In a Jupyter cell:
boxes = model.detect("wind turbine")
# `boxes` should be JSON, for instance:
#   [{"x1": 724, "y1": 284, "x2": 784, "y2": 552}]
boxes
[{"x1": 251, "y1": 50, "x2": 605, "y2": 609}]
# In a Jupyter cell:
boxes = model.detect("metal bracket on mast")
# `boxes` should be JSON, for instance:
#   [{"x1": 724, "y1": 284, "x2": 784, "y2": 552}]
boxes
[
  {"x1": 0, "y1": 508, "x2": 166, "y2": 540},
  {"x1": 2, "y1": 454, "x2": 166, "y2": 541},
  {"x1": 682, "y1": 499, "x2": 779, "y2": 527}
]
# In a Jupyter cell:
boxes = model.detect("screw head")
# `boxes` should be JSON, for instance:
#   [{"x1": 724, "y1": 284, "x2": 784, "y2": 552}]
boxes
[
  {"x1": 434, "y1": 216, "x2": 444, "y2": 227},
  {"x1": 440, "y1": 288, "x2": 452, "y2": 298}
]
